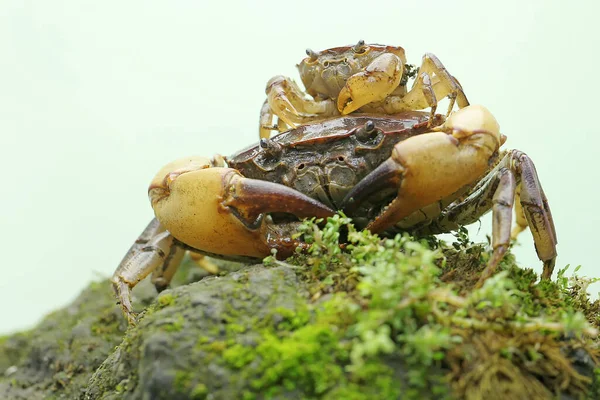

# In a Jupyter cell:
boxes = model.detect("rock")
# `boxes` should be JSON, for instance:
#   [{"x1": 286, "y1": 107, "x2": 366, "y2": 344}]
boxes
[{"x1": 1, "y1": 221, "x2": 598, "y2": 400}]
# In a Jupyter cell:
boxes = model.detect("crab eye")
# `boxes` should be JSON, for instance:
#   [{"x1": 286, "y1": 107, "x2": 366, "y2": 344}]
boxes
[
  {"x1": 323, "y1": 61, "x2": 331, "y2": 68},
  {"x1": 352, "y1": 40, "x2": 368, "y2": 54},
  {"x1": 259, "y1": 138, "x2": 283, "y2": 158},
  {"x1": 355, "y1": 120, "x2": 378, "y2": 143},
  {"x1": 305, "y1": 48, "x2": 319, "y2": 63}
]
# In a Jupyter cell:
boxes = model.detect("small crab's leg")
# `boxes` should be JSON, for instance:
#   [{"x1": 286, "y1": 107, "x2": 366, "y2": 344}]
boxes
[
  {"x1": 383, "y1": 53, "x2": 469, "y2": 118},
  {"x1": 382, "y1": 71, "x2": 438, "y2": 124},
  {"x1": 260, "y1": 75, "x2": 337, "y2": 139},
  {"x1": 112, "y1": 218, "x2": 182, "y2": 325},
  {"x1": 337, "y1": 53, "x2": 404, "y2": 115},
  {"x1": 259, "y1": 100, "x2": 279, "y2": 139}
]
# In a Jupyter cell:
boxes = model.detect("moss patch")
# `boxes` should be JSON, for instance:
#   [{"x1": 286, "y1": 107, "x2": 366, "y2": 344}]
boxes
[{"x1": 3, "y1": 216, "x2": 599, "y2": 399}]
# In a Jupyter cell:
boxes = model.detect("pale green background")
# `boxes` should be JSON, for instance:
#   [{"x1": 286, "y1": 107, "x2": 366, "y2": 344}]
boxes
[{"x1": 1, "y1": 1, "x2": 598, "y2": 334}]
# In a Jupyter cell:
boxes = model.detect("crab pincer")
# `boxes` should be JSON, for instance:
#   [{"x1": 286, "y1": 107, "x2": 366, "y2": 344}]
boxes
[{"x1": 112, "y1": 156, "x2": 334, "y2": 324}]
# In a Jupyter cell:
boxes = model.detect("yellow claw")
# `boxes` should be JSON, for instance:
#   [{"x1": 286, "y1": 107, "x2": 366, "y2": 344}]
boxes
[
  {"x1": 343, "y1": 105, "x2": 502, "y2": 234},
  {"x1": 149, "y1": 157, "x2": 272, "y2": 258},
  {"x1": 337, "y1": 53, "x2": 403, "y2": 114},
  {"x1": 148, "y1": 156, "x2": 334, "y2": 259}
]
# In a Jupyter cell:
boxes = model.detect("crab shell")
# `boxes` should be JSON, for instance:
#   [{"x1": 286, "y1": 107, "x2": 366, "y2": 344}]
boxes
[
  {"x1": 297, "y1": 44, "x2": 407, "y2": 100},
  {"x1": 228, "y1": 111, "x2": 443, "y2": 211},
  {"x1": 149, "y1": 112, "x2": 446, "y2": 261}
]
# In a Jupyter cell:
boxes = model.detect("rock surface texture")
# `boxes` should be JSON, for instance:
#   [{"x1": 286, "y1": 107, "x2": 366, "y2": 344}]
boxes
[{"x1": 1, "y1": 217, "x2": 599, "y2": 399}]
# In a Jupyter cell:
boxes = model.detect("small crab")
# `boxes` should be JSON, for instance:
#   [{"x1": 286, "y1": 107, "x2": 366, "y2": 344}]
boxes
[
  {"x1": 259, "y1": 40, "x2": 469, "y2": 139},
  {"x1": 113, "y1": 105, "x2": 557, "y2": 324}
]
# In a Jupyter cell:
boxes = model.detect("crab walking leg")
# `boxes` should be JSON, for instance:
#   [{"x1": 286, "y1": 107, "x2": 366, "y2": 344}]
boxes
[
  {"x1": 187, "y1": 252, "x2": 220, "y2": 275},
  {"x1": 337, "y1": 53, "x2": 404, "y2": 114},
  {"x1": 417, "y1": 150, "x2": 558, "y2": 282},
  {"x1": 515, "y1": 153, "x2": 558, "y2": 278},
  {"x1": 475, "y1": 169, "x2": 517, "y2": 286},
  {"x1": 383, "y1": 54, "x2": 469, "y2": 117},
  {"x1": 260, "y1": 76, "x2": 337, "y2": 139},
  {"x1": 512, "y1": 184, "x2": 528, "y2": 239},
  {"x1": 111, "y1": 219, "x2": 182, "y2": 324},
  {"x1": 150, "y1": 246, "x2": 186, "y2": 293}
]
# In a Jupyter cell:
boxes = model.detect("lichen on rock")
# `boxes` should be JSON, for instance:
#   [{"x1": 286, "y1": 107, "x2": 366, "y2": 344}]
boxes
[{"x1": 1, "y1": 215, "x2": 599, "y2": 399}]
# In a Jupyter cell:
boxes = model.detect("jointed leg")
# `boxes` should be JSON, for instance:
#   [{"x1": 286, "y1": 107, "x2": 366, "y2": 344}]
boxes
[
  {"x1": 383, "y1": 53, "x2": 469, "y2": 119},
  {"x1": 418, "y1": 150, "x2": 557, "y2": 284},
  {"x1": 382, "y1": 71, "x2": 438, "y2": 124},
  {"x1": 260, "y1": 76, "x2": 337, "y2": 139},
  {"x1": 188, "y1": 252, "x2": 220, "y2": 275},
  {"x1": 150, "y1": 246, "x2": 185, "y2": 293},
  {"x1": 112, "y1": 218, "x2": 183, "y2": 325}
]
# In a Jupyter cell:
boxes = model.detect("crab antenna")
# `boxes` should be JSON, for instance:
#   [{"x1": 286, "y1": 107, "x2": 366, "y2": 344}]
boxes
[
  {"x1": 352, "y1": 40, "x2": 366, "y2": 52},
  {"x1": 305, "y1": 48, "x2": 319, "y2": 61}
]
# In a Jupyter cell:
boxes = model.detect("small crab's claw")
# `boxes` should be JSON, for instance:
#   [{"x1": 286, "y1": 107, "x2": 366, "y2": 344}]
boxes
[
  {"x1": 337, "y1": 53, "x2": 403, "y2": 115},
  {"x1": 149, "y1": 156, "x2": 335, "y2": 259},
  {"x1": 343, "y1": 105, "x2": 502, "y2": 233}
]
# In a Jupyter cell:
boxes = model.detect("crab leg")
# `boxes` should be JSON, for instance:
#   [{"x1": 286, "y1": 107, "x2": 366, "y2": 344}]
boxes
[
  {"x1": 150, "y1": 245, "x2": 186, "y2": 293},
  {"x1": 260, "y1": 76, "x2": 337, "y2": 139},
  {"x1": 416, "y1": 150, "x2": 557, "y2": 283},
  {"x1": 187, "y1": 252, "x2": 220, "y2": 275},
  {"x1": 111, "y1": 218, "x2": 183, "y2": 325},
  {"x1": 383, "y1": 54, "x2": 469, "y2": 118}
]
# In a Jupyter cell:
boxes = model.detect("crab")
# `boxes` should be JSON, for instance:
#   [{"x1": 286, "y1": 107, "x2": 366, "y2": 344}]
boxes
[
  {"x1": 259, "y1": 40, "x2": 469, "y2": 139},
  {"x1": 113, "y1": 105, "x2": 557, "y2": 325}
]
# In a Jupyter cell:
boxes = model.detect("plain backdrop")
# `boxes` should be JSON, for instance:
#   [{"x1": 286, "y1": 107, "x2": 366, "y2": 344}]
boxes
[{"x1": 1, "y1": 0, "x2": 599, "y2": 333}]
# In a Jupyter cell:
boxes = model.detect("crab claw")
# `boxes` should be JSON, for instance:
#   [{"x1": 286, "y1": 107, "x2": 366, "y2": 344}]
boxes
[
  {"x1": 343, "y1": 105, "x2": 501, "y2": 233},
  {"x1": 149, "y1": 156, "x2": 334, "y2": 259},
  {"x1": 337, "y1": 53, "x2": 403, "y2": 115}
]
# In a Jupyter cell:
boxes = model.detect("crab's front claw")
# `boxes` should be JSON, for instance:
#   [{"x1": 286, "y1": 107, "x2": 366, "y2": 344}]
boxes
[
  {"x1": 337, "y1": 53, "x2": 403, "y2": 115},
  {"x1": 342, "y1": 105, "x2": 502, "y2": 233},
  {"x1": 149, "y1": 156, "x2": 335, "y2": 259}
]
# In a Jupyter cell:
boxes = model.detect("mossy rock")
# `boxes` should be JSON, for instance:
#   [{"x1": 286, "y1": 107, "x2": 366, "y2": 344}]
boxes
[{"x1": 1, "y1": 216, "x2": 599, "y2": 399}]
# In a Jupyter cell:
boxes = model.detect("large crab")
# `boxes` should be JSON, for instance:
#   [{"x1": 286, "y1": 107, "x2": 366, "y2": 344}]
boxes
[
  {"x1": 259, "y1": 40, "x2": 469, "y2": 139},
  {"x1": 113, "y1": 105, "x2": 557, "y2": 324}
]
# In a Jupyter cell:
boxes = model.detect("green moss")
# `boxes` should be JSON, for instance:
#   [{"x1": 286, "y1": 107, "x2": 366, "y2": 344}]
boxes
[
  {"x1": 156, "y1": 293, "x2": 175, "y2": 308},
  {"x1": 16, "y1": 214, "x2": 595, "y2": 399},
  {"x1": 244, "y1": 214, "x2": 598, "y2": 399},
  {"x1": 191, "y1": 383, "x2": 208, "y2": 399},
  {"x1": 163, "y1": 314, "x2": 185, "y2": 332},
  {"x1": 0, "y1": 278, "x2": 128, "y2": 398}
]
